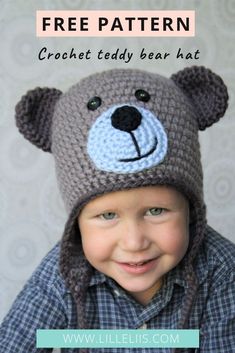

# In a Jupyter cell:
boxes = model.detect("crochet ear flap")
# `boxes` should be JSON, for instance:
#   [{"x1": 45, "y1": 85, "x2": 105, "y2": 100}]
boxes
[
  {"x1": 15, "y1": 87, "x2": 62, "y2": 152},
  {"x1": 171, "y1": 66, "x2": 228, "y2": 130}
]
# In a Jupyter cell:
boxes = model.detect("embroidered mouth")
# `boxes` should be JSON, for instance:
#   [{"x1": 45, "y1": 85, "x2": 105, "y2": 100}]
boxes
[{"x1": 119, "y1": 135, "x2": 158, "y2": 163}]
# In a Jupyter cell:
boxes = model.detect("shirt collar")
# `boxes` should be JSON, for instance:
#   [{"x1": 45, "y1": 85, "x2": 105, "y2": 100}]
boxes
[{"x1": 89, "y1": 269, "x2": 107, "y2": 286}]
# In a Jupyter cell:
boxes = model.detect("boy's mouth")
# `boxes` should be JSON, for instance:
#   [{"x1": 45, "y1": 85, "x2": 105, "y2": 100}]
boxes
[
  {"x1": 124, "y1": 259, "x2": 153, "y2": 266},
  {"x1": 119, "y1": 257, "x2": 157, "y2": 266},
  {"x1": 115, "y1": 257, "x2": 158, "y2": 274}
]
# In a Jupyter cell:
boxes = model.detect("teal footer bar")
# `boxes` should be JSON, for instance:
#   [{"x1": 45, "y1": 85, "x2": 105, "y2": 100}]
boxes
[{"x1": 36, "y1": 329, "x2": 199, "y2": 348}]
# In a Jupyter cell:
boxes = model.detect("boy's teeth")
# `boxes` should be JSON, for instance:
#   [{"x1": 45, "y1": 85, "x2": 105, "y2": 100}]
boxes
[{"x1": 129, "y1": 261, "x2": 146, "y2": 266}]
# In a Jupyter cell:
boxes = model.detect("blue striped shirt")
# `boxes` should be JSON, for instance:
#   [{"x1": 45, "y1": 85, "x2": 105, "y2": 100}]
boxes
[{"x1": 0, "y1": 226, "x2": 234, "y2": 352}]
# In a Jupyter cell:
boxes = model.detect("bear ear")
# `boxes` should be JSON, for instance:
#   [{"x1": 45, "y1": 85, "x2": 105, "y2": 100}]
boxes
[
  {"x1": 15, "y1": 87, "x2": 62, "y2": 152},
  {"x1": 171, "y1": 66, "x2": 229, "y2": 130}
]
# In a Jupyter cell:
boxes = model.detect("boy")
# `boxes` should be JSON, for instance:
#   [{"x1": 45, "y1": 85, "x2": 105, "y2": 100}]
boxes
[{"x1": 0, "y1": 66, "x2": 234, "y2": 352}]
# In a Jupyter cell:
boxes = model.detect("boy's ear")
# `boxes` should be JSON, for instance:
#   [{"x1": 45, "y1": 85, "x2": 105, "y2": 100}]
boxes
[
  {"x1": 171, "y1": 66, "x2": 228, "y2": 130},
  {"x1": 15, "y1": 87, "x2": 62, "y2": 152}
]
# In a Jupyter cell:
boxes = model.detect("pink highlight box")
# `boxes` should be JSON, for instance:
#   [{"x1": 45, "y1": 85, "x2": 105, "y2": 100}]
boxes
[{"x1": 36, "y1": 11, "x2": 195, "y2": 37}]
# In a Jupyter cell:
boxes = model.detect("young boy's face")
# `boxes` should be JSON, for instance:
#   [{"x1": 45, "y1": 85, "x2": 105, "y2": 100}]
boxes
[{"x1": 78, "y1": 186, "x2": 189, "y2": 305}]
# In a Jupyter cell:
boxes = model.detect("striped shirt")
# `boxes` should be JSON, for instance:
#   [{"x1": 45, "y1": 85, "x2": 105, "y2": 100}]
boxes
[{"x1": 0, "y1": 226, "x2": 234, "y2": 352}]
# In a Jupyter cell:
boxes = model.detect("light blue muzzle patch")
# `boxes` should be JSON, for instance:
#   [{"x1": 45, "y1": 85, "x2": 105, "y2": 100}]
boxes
[{"x1": 87, "y1": 104, "x2": 168, "y2": 173}]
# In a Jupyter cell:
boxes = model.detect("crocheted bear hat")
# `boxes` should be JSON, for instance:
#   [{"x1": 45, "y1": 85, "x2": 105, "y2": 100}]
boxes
[{"x1": 15, "y1": 66, "x2": 228, "y2": 330}]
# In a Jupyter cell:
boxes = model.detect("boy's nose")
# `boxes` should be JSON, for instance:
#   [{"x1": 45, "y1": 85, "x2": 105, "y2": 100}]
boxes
[{"x1": 119, "y1": 221, "x2": 150, "y2": 252}]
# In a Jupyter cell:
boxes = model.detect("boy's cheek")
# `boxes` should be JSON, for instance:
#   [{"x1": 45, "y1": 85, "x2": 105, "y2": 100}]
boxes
[
  {"x1": 82, "y1": 237, "x2": 111, "y2": 260},
  {"x1": 158, "y1": 230, "x2": 189, "y2": 255}
]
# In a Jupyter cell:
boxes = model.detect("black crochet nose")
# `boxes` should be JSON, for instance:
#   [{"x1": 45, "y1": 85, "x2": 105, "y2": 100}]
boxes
[{"x1": 111, "y1": 106, "x2": 142, "y2": 132}]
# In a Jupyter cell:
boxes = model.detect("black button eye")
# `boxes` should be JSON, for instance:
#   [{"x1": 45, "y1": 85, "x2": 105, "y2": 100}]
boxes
[
  {"x1": 135, "y1": 89, "x2": 150, "y2": 102},
  {"x1": 87, "y1": 96, "x2": 102, "y2": 111}
]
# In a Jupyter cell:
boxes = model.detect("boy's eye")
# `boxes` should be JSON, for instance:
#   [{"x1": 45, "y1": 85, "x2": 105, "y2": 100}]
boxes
[
  {"x1": 100, "y1": 212, "x2": 116, "y2": 220},
  {"x1": 146, "y1": 208, "x2": 164, "y2": 216},
  {"x1": 87, "y1": 96, "x2": 102, "y2": 111}
]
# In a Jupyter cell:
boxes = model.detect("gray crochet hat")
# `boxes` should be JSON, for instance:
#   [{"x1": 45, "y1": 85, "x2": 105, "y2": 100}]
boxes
[{"x1": 15, "y1": 66, "x2": 228, "y2": 334}]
